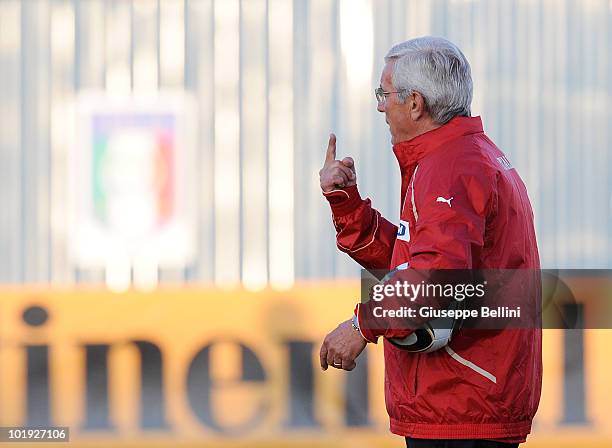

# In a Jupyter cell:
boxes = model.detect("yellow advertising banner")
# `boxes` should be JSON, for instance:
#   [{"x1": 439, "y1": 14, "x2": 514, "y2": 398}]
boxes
[{"x1": 0, "y1": 284, "x2": 611, "y2": 447}]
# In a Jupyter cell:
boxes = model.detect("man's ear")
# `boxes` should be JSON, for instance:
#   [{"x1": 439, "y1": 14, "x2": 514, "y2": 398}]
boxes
[{"x1": 408, "y1": 91, "x2": 427, "y2": 121}]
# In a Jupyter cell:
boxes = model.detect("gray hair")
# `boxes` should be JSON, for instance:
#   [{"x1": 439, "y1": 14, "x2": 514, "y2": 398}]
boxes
[{"x1": 384, "y1": 36, "x2": 473, "y2": 124}]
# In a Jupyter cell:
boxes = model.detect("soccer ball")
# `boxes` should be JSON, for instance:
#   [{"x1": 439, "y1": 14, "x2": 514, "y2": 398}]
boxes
[{"x1": 382, "y1": 263, "x2": 462, "y2": 353}]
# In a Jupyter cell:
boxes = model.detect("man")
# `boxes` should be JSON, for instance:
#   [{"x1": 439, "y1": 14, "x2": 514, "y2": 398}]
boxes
[{"x1": 319, "y1": 37, "x2": 542, "y2": 448}]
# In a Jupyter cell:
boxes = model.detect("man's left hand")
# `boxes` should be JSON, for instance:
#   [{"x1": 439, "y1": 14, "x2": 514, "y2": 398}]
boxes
[{"x1": 320, "y1": 319, "x2": 367, "y2": 371}]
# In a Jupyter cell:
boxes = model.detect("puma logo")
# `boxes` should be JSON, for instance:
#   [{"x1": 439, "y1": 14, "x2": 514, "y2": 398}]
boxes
[{"x1": 436, "y1": 196, "x2": 454, "y2": 207}]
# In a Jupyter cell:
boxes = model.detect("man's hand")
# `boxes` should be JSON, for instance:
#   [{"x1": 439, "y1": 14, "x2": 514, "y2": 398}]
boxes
[
  {"x1": 320, "y1": 319, "x2": 367, "y2": 371},
  {"x1": 319, "y1": 133, "x2": 356, "y2": 192}
]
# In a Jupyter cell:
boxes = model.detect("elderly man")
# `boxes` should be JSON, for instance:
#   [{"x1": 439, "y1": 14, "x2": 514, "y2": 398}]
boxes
[{"x1": 319, "y1": 37, "x2": 541, "y2": 448}]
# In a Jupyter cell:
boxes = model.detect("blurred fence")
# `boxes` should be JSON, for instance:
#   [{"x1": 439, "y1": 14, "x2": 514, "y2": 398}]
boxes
[{"x1": 0, "y1": 0, "x2": 611, "y2": 289}]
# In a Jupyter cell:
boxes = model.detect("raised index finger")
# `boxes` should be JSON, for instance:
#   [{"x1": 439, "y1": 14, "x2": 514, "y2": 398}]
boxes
[{"x1": 325, "y1": 133, "x2": 337, "y2": 163}]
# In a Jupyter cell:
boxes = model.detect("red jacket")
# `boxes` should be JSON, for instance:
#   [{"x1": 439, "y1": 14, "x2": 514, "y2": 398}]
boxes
[{"x1": 323, "y1": 116, "x2": 542, "y2": 442}]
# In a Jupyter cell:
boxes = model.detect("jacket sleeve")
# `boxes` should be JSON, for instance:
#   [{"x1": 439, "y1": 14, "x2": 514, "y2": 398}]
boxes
[{"x1": 323, "y1": 185, "x2": 397, "y2": 271}]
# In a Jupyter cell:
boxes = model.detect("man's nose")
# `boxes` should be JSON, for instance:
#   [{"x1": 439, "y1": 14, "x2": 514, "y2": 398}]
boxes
[{"x1": 377, "y1": 101, "x2": 385, "y2": 113}]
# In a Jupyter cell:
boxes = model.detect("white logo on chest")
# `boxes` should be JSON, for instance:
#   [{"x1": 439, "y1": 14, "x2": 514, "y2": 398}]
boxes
[{"x1": 436, "y1": 196, "x2": 454, "y2": 207}]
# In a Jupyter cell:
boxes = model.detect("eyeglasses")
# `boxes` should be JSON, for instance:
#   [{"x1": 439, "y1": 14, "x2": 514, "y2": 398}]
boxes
[{"x1": 375, "y1": 87, "x2": 404, "y2": 104}]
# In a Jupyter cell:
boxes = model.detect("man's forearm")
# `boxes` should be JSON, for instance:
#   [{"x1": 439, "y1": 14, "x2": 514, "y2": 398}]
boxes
[{"x1": 323, "y1": 185, "x2": 397, "y2": 270}]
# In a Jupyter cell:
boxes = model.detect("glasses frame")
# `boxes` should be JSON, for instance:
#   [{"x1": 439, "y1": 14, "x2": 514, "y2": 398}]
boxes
[{"x1": 374, "y1": 87, "x2": 404, "y2": 104}]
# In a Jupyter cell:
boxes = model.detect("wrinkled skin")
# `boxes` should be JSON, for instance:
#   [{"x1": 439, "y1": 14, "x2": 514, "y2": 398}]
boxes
[{"x1": 319, "y1": 319, "x2": 367, "y2": 371}]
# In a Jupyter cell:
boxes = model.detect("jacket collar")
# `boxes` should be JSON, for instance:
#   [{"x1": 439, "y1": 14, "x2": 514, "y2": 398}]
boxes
[{"x1": 392, "y1": 116, "x2": 484, "y2": 176}]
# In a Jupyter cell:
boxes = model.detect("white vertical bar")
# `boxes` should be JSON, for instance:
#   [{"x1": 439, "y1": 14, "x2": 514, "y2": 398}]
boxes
[
  {"x1": 21, "y1": 0, "x2": 51, "y2": 282},
  {"x1": 105, "y1": 0, "x2": 131, "y2": 94},
  {"x1": 0, "y1": 0, "x2": 21, "y2": 281},
  {"x1": 497, "y1": 0, "x2": 514, "y2": 149},
  {"x1": 50, "y1": 0, "x2": 75, "y2": 284},
  {"x1": 157, "y1": 0, "x2": 186, "y2": 284},
  {"x1": 268, "y1": 0, "x2": 294, "y2": 289},
  {"x1": 132, "y1": 0, "x2": 158, "y2": 93},
  {"x1": 132, "y1": 0, "x2": 161, "y2": 286},
  {"x1": 514, "y1": 0, "x2": 530, "y2": 183},
  {"x1": 447, "y1": 0, "x2": 472, "y2": 49},
  {"x1": 485, "y1": 0, "x2": 500, "y2": 136},
  {"x1": 76, "y1": 0, "x2": 105, "y2": 89},
  {"x1": 101, "y1": 0, "x2": 131, "y2": 286},
  {"x1": 524, "y1": 0, "x2": 543, "y2": 258},
  {"x1": 596, "y1": 0, "x2": 608, "y2": 266},
  {"x1": 214, "y1": 0, "x2": 241, "y2": 287},
  {"x1": 339, "y1": 0, "x2": 373, "y2": 91},
  {"x1": 582, "y1": 0, "x2": 608, "y2": 266},
  {"x1": 105, "y1": 249, "x2": 131, "y2": 292},
  {"x1": 337, "y1": 0, "x2": 374, "y2": 278},
  {"x1": 291, "y1": 0, "x2": 309, "y2": 280},
  {"x1": 580, "y1": 0, "x2": 592, "y2": 267},
  {"x1": 132, "y1": 254, "x2": 159, "y2": 291},
  {"x1": 407, "y1": 0, "x2": 432, "y2": 37},
  {"x1": 371, "y1": 2, "x2": 400, "y2": 221},
  {"x1": 241, "y1": 0, "x2": 268, "y2": 291},
  {"x1": 188, "y1": 0, "x2": 215, "y2": 282},
  {"x1": 538, "y1": 0, "x2": 558, "y2": 267},
  {"x1": 300, "y1": 0, "x2": 333, "y2": 279},
  {"x1": 551, "y1": 0, "x2": 569, "y2": 268},
  {"x1": 582, "y1": 0, "x2": 595, "y2": 265},
  {"x1": 0, "y1": 1, "x2": 20, "y2": 51},
  {"x1": 602, "y1": 0, "x2": 612, "y2": 268},
  {"x1": 560, "y1": 0, "x2": 579, "y2": 268},
  {"x1": 388, "y1": 0, "x2": 406, "y2": 43},
  {"x1": 159, "y1": 0, "x2": 184, "y2": 87},
  {"x1": 469, "y1": 0, "x2": 485, "y2": 118},
  {"x1": 73, "y1": 0, "x2": 106, "y2": 284}
]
